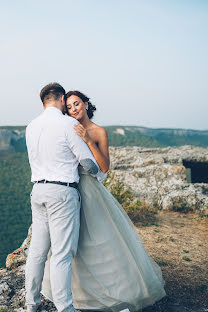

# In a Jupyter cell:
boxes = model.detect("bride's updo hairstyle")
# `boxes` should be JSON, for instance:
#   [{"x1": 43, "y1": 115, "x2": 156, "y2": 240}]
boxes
[{"x1": 65, "y1": 91, "x2": 96, "y2": 119}]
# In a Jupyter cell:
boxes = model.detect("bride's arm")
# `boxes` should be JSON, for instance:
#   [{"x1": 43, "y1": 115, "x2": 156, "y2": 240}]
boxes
[
  {"x1": 88, "y1": 128, "x2": 110, "y2": 173},
  {"x1": 74, "y1": 124, "x2": 110, "y2": 173}
]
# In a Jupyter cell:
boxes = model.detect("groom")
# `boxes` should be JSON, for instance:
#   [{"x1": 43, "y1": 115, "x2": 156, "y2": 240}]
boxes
[{"x1": 25, "y1": 83, "x2": 103, "y2": 312}]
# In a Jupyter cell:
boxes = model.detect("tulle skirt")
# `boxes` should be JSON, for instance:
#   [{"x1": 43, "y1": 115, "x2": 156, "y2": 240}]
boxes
[{"x1": 41, "y1": 172, "x2": 166, "y2": 311}]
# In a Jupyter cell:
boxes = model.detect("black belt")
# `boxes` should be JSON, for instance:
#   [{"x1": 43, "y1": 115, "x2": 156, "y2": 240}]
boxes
[{"x1": 35, "y1": 180, "x2": 78, "y2": 189}]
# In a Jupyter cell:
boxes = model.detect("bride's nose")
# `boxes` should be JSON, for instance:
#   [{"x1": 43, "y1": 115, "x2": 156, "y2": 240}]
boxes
[{"x1": 72, "y1": 105, "x2": 77, "y2": 112}]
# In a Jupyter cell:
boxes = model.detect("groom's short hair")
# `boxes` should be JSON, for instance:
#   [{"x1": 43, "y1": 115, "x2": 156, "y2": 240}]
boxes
[{"x1": 40, "y1": 83, "x2": 66, "y2": 104}]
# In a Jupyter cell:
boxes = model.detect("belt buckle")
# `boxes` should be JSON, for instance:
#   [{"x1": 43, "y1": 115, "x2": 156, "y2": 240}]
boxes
[
  {"x1": 67, "y1": 182, "x2": 70, "y2": 187},
  {"x1": 44, "y1": 179, "x2": 47, "y2": 184}
]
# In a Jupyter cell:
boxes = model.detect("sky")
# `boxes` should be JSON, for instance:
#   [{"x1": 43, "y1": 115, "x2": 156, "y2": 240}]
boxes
[{"x1": 0, "y1": 0, "x2": 207, "y2": 130}]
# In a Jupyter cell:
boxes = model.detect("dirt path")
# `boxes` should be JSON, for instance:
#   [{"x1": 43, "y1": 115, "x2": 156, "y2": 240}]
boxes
[{"x1": 136, "y1": 211, "x2": 208, "y2": 312}]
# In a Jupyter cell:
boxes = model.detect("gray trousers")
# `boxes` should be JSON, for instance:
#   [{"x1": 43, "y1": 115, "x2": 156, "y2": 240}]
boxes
[{"x1": 25, "y1": 183, "x2": 80, "y2": 312}]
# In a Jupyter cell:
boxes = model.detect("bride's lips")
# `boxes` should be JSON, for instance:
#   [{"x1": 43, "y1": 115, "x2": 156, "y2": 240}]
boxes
[{"x1": 73, "y1": 112, "x2": 79, "y2": 116}]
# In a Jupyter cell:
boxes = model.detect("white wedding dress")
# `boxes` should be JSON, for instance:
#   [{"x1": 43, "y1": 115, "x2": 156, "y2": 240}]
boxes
[{"x1": 41, "y1": 168, "x2": 166, "y2": 311}]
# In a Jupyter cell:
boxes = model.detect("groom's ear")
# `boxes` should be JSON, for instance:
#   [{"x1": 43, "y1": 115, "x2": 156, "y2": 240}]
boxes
[
  {"x1": 60, "y1": 94, "x2": 66, "y2": 107},
  {"x1": 61, "y1": 94, "x2": 65, "y2": 103}
]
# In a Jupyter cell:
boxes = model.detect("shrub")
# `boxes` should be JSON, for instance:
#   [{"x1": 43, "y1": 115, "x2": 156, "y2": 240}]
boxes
[
  {"x1": 125, "y1": 199, "x2": 158, "y2": 226},
  {"x1": 103, "y1": 172, "x2": 157, "y2": 226},
  {"x1": 168, "y1": 196, "x2": 194, "y2": 213},
  {"x1": 0, "y1": 307, "x2": 13, "y2": 312}
]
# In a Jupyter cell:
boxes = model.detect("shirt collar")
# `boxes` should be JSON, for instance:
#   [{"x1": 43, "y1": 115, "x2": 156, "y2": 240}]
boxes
[{"x1": 44, "y1": 107, "x2": 63, "y2": 115}]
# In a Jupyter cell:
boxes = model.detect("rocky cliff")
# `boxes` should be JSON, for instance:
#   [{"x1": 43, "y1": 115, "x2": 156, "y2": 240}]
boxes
[{"x1": 108, "y1": 145, "x2": 208, "y2": 212}]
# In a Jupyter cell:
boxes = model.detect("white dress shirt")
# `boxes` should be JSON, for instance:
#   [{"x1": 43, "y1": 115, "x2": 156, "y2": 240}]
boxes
[{"x1": 26, "y1": 107, "x2": 105, "y2": 183}]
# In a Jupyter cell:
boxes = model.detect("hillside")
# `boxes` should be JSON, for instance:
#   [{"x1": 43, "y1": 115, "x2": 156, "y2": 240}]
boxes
[
  {"x1": 0, "y1": 153, "x2": 32, "y2": 267},
  {"x1": 0, "y1": 125, "x2": 208, "y2": 152},
  {"x1": 105, "y1": 126, "x2": 208, "y2": 147}
]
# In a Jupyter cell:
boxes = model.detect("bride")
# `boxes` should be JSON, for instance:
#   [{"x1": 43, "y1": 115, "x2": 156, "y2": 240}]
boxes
[{"x1": 41, "y1": 91, "x2": 166, "y2": 311}]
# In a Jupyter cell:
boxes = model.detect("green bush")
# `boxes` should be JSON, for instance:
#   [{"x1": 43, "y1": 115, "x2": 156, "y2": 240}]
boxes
[
  {"x1": 0, "y1": 307, "x2": 13, "y2": 312},
  {"x1": 104, "y1": 172, "x2": 157, "y2": 226},
  {"x1": 168, "y1": 196, "x2": 194, "y2": 213}
]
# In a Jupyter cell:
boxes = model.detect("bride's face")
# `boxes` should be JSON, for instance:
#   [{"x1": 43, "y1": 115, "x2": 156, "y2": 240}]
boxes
[{"x1": 66, "y1": 95, "x2": 88, "y2": 120}]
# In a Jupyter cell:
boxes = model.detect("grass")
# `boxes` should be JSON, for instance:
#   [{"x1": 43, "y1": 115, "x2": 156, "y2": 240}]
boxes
[
  {"x1": 0, "y1": 307, "x2": 13, "y2": 312},
  {"x1": 169, "y1": 236, "x2": 175, "y2": 242},
  {"x1": 198, "y1": 214, "x2": 208, "y2": 219},
  {"x1": 103, "y1": 171, "x2": 158, "y2": 226},
  {"x1": 168, "y1": 196, "x2": 194, "y2": 213},
  {"x1": 153, "y1": 257, "x2": 172, "y2": 266},
  {"x1": 182, "y1": 257, "x2": 192, "y2": 262},
  {"x1": 168, "y1": 195, "x2": 206, "y2": 214},
  {"x1": 137, "y1": 211, "x2": 208, "y2": 310}
]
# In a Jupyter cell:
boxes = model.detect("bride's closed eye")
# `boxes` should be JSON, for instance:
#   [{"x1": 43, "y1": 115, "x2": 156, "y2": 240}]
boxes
[
  {"x1": 74, "y1": 102, "x2": 81, "y2": 107},
  {"x1": 67, "y1": 102, "x2": 81, "y2": 110}
]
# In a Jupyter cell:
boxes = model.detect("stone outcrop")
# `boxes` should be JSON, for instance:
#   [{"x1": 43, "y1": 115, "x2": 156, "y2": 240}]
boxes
[
  {"x1": 108, "y1": 145, "x2": 208, "y2": 212},
  {"x1": 5, "y1": 227, "x2": 32, "y2": 270}
]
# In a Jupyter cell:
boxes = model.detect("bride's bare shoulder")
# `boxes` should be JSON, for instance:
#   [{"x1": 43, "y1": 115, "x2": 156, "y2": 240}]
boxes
[
  {"x1": 91, "y1": 123, "x2": 107, "y2": 136},
  {"x1": 89, "y1": 123, "x2": 108, "y2": 142}
]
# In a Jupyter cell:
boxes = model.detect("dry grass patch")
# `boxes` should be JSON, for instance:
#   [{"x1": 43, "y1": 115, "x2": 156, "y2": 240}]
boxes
[{"x1": 137, "y1": 211, "x2": 208, "y2": 311}]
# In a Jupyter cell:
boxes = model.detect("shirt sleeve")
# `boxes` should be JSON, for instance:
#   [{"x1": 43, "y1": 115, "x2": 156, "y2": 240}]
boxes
[{"x1": 25, "y1": 125, "x2": 32, "y2": 162}]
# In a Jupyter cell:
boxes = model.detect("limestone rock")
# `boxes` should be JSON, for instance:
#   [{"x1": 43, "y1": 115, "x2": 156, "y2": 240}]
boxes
[
  {"x1": 6, "y1": 226, "x2": 31, "y2": 269},
  {"x1": 109, "y1": 145, "x2": 208, "y2": 211},
  {"x1": 0, "y1": 281, "x2": 11, "y2": 295}
]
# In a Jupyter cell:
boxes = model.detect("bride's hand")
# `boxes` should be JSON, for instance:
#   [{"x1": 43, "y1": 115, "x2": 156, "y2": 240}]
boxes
[{"x1": 74, "y1": 123, "x2": 92, "y2": 145}]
